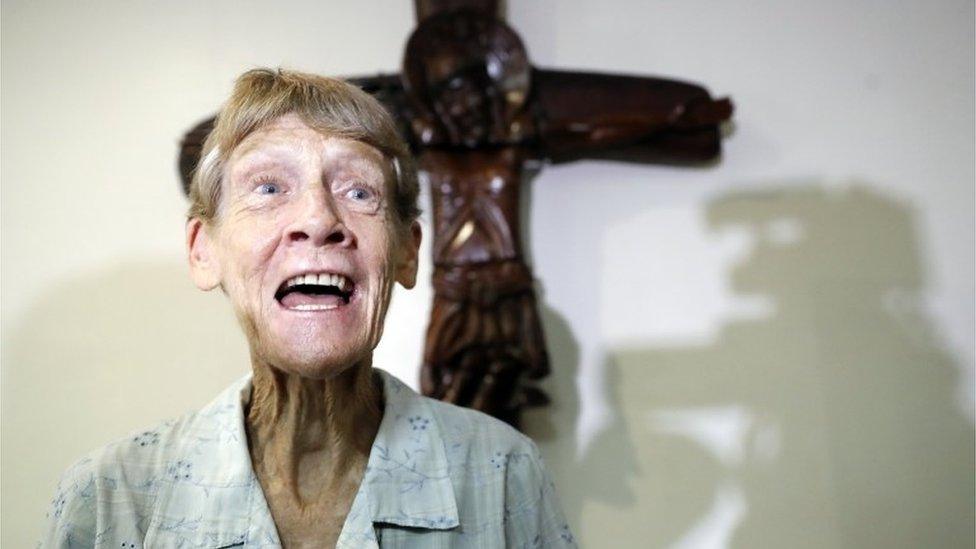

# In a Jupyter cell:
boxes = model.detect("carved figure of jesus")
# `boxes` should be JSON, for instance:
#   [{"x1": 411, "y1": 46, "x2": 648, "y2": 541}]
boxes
[{"x1": 379, "y1": 10, "x2": 732, "y2": 426}]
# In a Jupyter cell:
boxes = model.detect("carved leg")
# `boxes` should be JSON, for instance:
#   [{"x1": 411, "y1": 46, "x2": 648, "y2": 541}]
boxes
[{"x1": 421, "y1": 259, "x2": 550, "y2": 427}]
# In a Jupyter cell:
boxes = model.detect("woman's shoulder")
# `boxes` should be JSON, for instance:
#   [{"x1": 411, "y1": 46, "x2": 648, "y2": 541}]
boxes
[
  {"x1": 54, "y1": 374, "x2": 253, "y2": 496},
  {"x1": 58, "y1": 387, "x2": 239, "y2": 485},
  {"x1": 41, "y1": 376, "x2": 252, "y2": 546},
  {"x1": 422, "y1": 395, "x2": 534, "y2": 452},
  {"x1": 39, "y1": 414, "x2": 192, "y2": 547},
  {"x1": 61, "y1": 414, "x2": 169, "y2": 471},
  {"x1": 418, "y1": 395, "x2": 555, "y2": 496},
  {"x1": 375, "y1": 368, "x2": 534, "y2": 454},
  {"x1": 49, "y1": 411, "x2": 200, "y2": 506},
  {"x1": 407, "y1": 395, "x2": 577, "y2": 546}
]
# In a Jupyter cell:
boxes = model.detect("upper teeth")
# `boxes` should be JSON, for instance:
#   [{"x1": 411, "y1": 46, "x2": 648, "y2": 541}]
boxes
[{"x1": 285, "y1": 273, "x2": 350, "y2": 291}]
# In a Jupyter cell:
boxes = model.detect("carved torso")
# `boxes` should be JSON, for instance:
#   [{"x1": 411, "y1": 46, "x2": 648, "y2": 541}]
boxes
[{"x1": 422, "y1": 148, "x2": 524, "y2": 267}]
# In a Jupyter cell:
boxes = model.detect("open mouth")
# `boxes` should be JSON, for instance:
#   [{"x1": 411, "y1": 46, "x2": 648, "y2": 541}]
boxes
[{"x1": 274, "y1": 272, "x2": 355, "y2": 311}]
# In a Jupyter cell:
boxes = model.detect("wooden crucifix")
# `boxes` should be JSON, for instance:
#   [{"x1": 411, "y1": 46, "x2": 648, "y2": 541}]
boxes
[{"x1": 178, "y1": 0, "x2": 732, "y2": 429}]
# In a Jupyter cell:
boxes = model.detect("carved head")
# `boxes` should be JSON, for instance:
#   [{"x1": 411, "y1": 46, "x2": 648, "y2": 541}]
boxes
[{"x1": 402, "y1": 11, "x2": 531, "y2": 148}]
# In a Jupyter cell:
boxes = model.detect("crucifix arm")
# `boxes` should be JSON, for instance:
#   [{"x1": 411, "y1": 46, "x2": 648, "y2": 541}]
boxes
[{"x1": 531, "y1": 69, "x2": 733, "y2": 165}]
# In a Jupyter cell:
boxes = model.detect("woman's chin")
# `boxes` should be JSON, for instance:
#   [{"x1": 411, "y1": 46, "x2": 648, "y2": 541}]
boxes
[{"x1": 256, "y1": 340, "x2": 369, "y2": 380}]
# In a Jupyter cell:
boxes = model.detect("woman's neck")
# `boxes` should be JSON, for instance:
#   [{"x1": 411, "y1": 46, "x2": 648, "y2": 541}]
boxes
[{"x1": 245, "y1": 357, "x2": 383, "y2": 505}]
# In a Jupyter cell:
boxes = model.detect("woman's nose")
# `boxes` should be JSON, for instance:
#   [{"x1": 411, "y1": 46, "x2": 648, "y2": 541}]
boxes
[{"x1": 286, "y1": 189, "x2": 354, "y2": 248}]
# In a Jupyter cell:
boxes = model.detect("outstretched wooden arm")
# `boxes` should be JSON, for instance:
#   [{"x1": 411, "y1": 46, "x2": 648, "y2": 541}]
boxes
[{"x1": 531, "y1": 69, "x2": 733, "y2": 165}]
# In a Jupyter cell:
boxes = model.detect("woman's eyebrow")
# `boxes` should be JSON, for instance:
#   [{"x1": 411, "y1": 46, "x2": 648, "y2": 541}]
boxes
[
  {"x1": 322, "y1": 140, "x2": 386, "y2": 166},
  {"x1": 230, "y1": 152, "x2": 300, "y2": 180},
  {"x1": 325, "y1": 155, "x2": 387, "y2": 181},
  {"x1": 235, "y1": 160, "x2": 283, "y2": 176},
  {"x1": 330, "y1": 163, "x2": 382, "y2": 178}
]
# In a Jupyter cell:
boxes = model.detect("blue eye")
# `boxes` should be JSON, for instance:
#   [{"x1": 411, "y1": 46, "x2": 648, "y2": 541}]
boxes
[
  {"x1": 256, "y1": 182, "x2": 280, "y2": 195},
  {"x1": 346, "y1": 187, "x2": 373, "y2": 201}
]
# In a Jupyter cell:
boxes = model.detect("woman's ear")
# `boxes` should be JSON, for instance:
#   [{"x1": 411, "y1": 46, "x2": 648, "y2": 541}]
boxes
[
  {"x1": 186, "y1": 218, "x2": 221, "y2": 291},
  {"x1": 395, "y1": 221, "x2": 422, "y2": 289}
]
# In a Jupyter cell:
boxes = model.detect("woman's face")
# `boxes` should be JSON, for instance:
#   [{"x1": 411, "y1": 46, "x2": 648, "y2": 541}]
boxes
[{"x1": 188, "y1": 113, "x2": 419, "y2": 379}]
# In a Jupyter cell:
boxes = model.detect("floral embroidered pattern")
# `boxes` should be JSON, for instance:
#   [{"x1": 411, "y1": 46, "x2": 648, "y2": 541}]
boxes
[
  {"x1": 165, "y1": 459, "x2": 192, "y2": 482},
  {"x1": 132, "y1": 431, "x2": 159, "y2": 447},
  {"x1": 50, "y1": 492, "x2": 67, "y2": 518}
]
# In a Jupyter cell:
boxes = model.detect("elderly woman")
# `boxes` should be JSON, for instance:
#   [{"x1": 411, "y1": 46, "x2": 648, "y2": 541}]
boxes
[{"x1": 42, "y1": 69, "x2": 574, "y2": 548}]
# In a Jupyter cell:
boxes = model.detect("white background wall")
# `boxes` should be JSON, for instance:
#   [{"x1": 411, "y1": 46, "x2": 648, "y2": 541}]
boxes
[{"x1": 2, "y1": 1, "x2": 973, "y2": 547}]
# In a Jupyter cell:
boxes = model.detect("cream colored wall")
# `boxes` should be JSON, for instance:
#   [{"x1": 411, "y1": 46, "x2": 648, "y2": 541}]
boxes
[{"x1": 2, "y1": 1, "x2": 973, "y2": 547}]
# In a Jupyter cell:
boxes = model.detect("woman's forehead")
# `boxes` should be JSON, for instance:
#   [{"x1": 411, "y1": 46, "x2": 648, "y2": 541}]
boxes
[{"x1": 229, "y1": 114, "x2": 386, "y2": 173}]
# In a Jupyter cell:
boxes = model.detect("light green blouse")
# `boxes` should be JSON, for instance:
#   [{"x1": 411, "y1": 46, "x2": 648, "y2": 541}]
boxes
[{"x1": 41, "y1": 368, "x2": 576, "y2": 548}]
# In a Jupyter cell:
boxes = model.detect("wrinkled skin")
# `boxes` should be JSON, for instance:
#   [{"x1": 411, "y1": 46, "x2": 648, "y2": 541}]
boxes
[{"x1": 186, "y1": 114, "x2": 421, "y2": 546}]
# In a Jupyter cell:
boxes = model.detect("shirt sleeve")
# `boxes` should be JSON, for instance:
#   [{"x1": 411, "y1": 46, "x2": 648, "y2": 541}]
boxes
[
  {"x1": 503, "y1": 439, "x2": 578, "y2": 548},
  {"x1": 39, "y1": 459, "x2": 98, "y2": 548}
]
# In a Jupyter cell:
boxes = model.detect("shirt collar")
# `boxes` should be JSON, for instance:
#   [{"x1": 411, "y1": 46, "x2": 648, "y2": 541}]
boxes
[{"x1": 153, "y1": 368, "x2": 460, "y2": 547}]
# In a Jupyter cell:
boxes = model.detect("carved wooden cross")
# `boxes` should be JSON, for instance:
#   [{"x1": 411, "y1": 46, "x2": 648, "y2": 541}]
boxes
[{"x1": 178, "y1": 0, "x2": 732, "y2": 428}]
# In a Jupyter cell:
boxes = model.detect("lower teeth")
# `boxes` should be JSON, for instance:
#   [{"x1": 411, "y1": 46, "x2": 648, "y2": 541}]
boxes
[{"x1": 290, "y1": 303, "x2": 340, "y2": 311}]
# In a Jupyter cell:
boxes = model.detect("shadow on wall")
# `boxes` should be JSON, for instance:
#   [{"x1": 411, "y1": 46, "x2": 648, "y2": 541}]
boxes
[
  {"x1": 527, "y1": 184, "x2": 975, "y2": 548},
  {"x1": 523, "y1": 304, "x2": 643, "y2": 539},
  {"x1": 1, "y1": 260, "x2": 250, "y2": 546}
]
